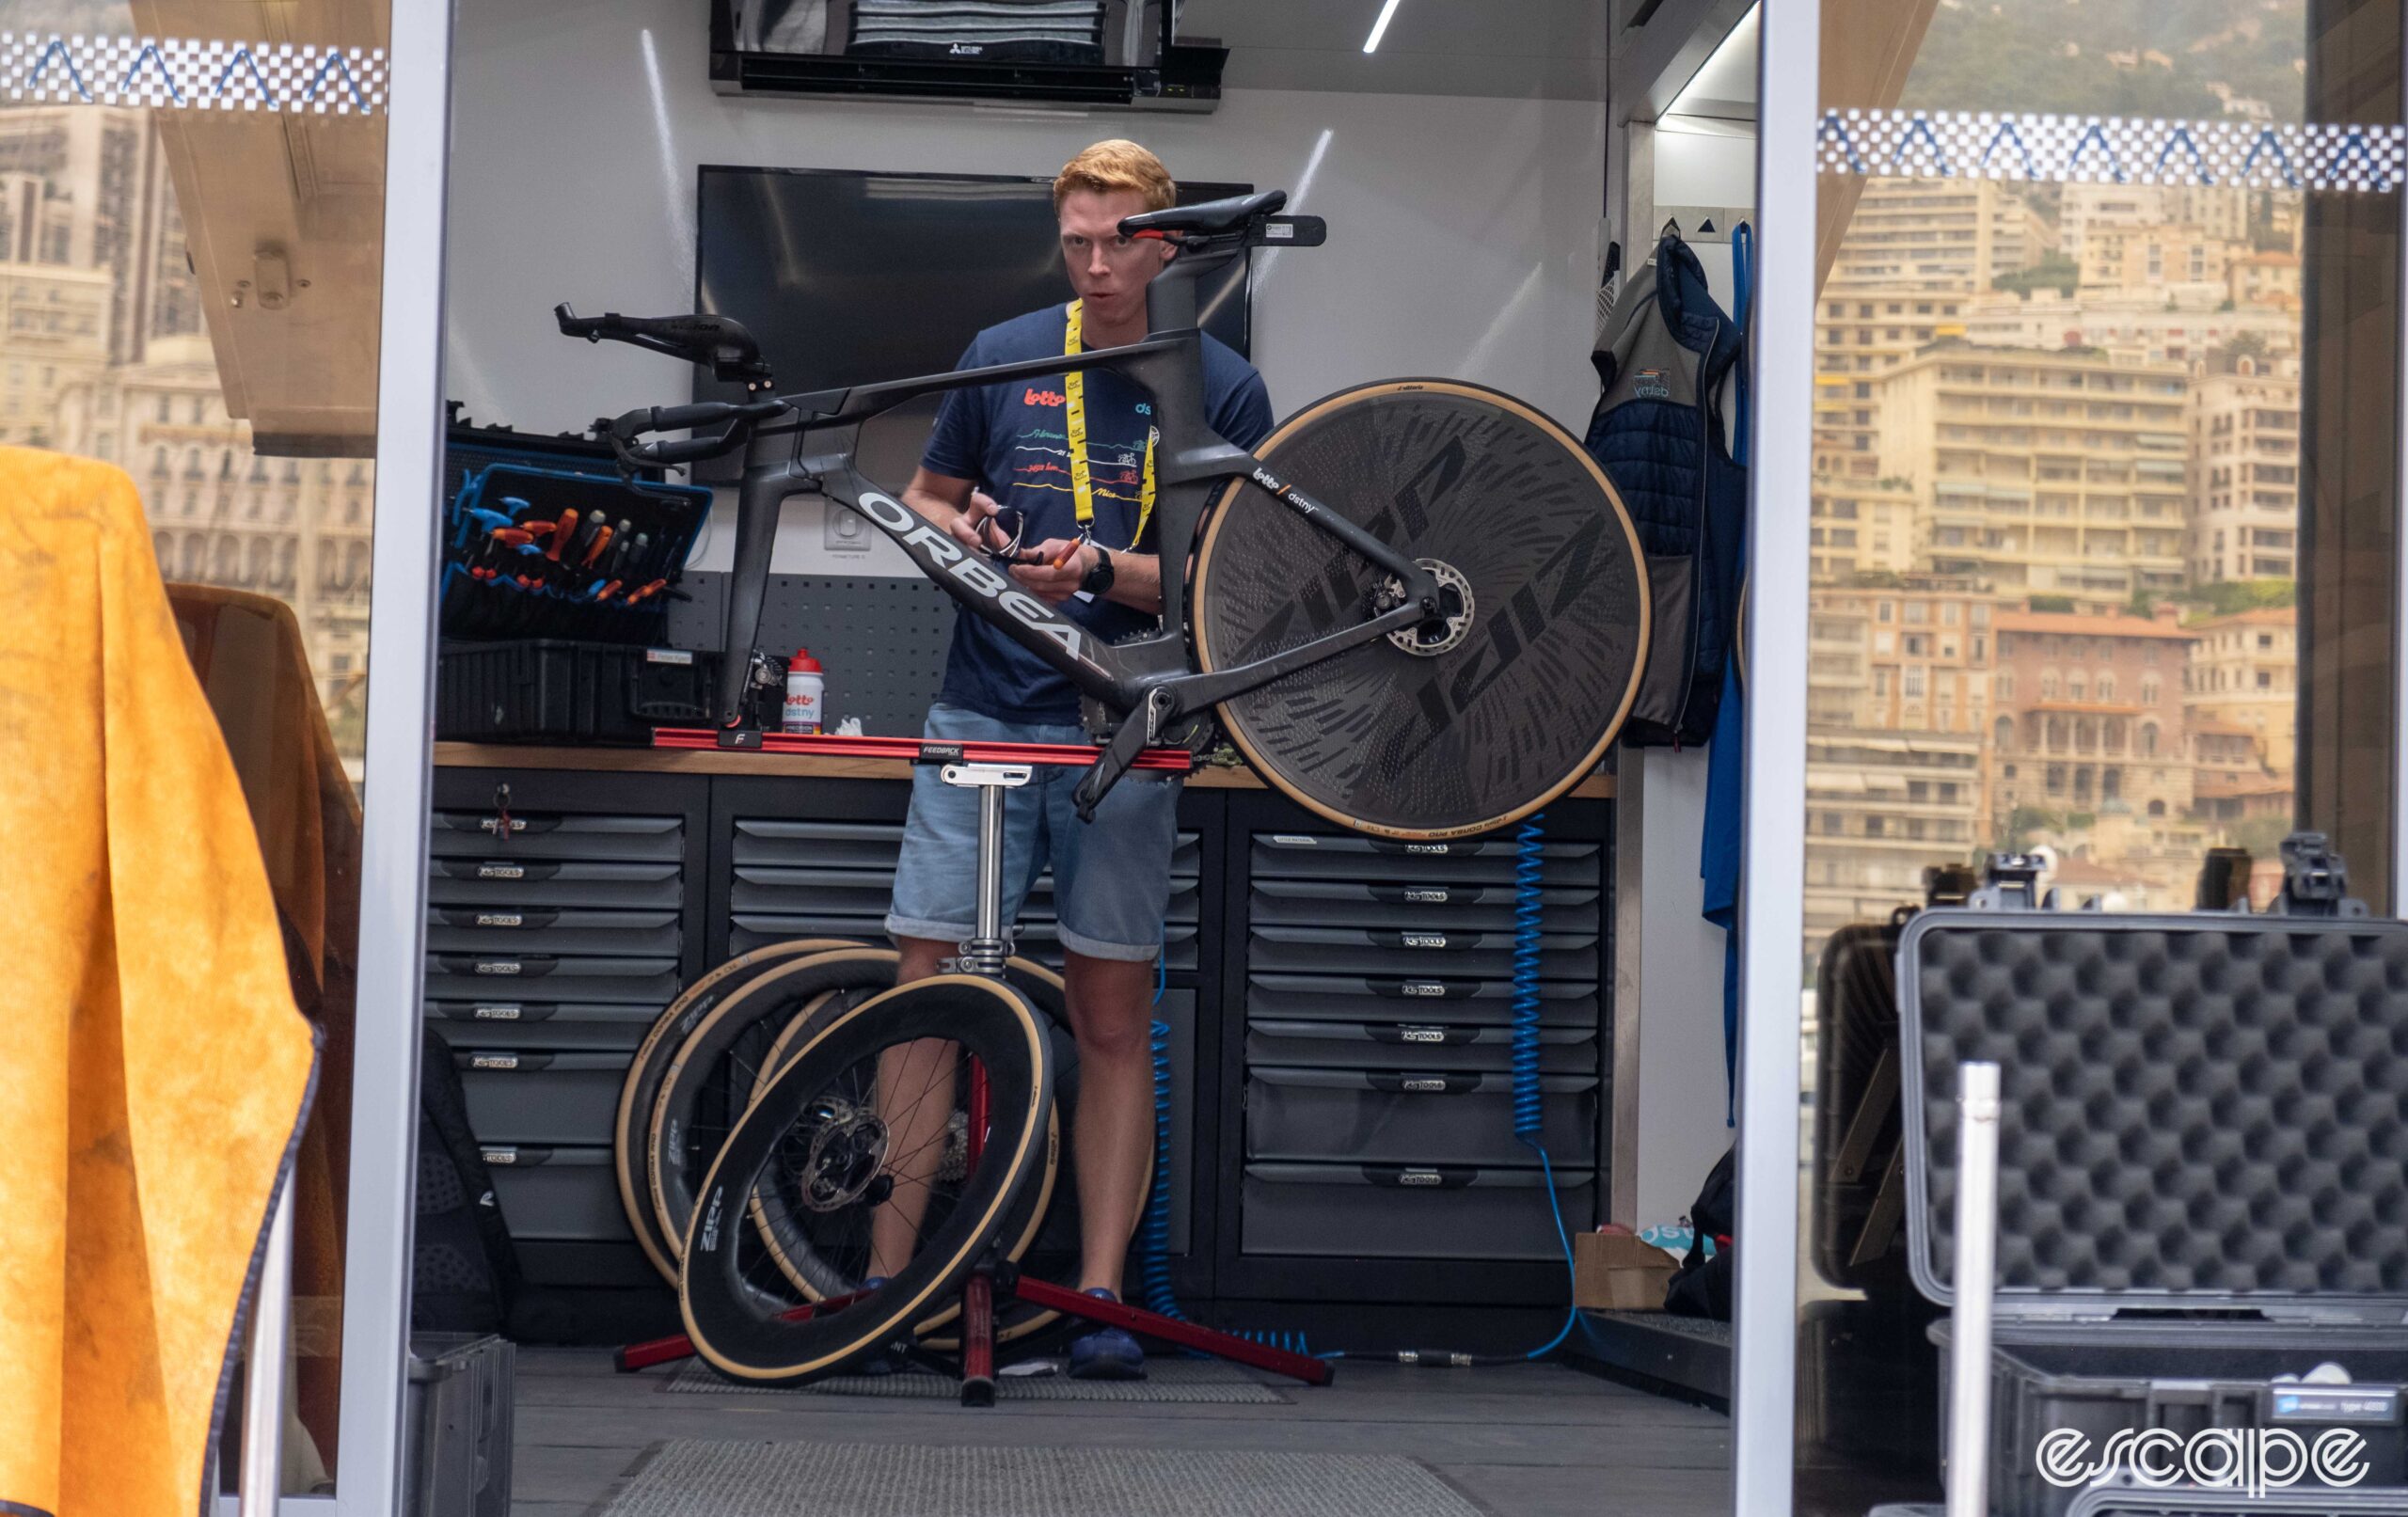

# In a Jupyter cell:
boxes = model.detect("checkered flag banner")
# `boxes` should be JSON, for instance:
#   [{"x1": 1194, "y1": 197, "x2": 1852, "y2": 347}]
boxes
[
  {"x1": 1, "y1": 34, "x2": 388, "y2": 115},
  {"x1": 1818, "y1": 109, "x2": 2406, "y2": 193}
]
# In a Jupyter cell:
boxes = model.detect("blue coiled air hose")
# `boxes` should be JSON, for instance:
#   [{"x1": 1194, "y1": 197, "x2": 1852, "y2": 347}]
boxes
[
  {"x1": 1513, "y1": 814, "x2": 1581, "y2": 1360},
  {"x1": 1127, "y1": 828, "x2": 1579, "y2": 1377},
  {"x1": 1131, "y1": 818, "x2": 1582, "y2": 1367}
]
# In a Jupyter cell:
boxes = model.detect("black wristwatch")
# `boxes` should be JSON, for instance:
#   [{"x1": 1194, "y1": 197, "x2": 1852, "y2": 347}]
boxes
[{"x1": 1080, "y1": 545, "x2": 1116, "y2": 597}]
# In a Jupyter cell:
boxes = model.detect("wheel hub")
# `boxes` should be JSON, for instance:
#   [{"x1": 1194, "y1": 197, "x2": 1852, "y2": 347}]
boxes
[
  {"x1": 1384, "y1": 559, "x2": 1476, "y2": 657},
  {"x1": 795, "y1": 1097, "x2": 890, "y2": 1213}
]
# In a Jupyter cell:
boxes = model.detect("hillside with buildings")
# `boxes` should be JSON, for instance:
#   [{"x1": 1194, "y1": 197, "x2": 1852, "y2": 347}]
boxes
[
  {"x1": 1805, "y1": 169, "x2": 2307, "y2": 948},
  {"x1": 0, "y1": 103, "x2": 372, "y2": 748},
  {"x1": 1900, "y1": 0, "x2": 2307, "y2": 122}
]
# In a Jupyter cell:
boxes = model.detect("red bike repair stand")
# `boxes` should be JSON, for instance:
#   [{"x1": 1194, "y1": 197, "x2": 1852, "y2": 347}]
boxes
[{"x1": 620, "y1": 728, "x2": 1334, "y2": 1404}]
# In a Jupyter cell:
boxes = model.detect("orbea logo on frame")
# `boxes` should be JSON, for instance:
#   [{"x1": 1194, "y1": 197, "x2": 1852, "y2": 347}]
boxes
[{"x1": 2036, "y1": 1428, "x2": 2370, "y2": 1498}]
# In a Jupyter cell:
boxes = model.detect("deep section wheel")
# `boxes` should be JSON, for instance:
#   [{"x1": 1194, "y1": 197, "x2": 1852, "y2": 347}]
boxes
[
  {"x1": 679, "y1": 975, "x2": 1054, "y2": 1383},
  {"x1": 642, "y1": 946, "x2": 1063, "y2": 1275},
  {"x1": 748, "y1": 967, "x2": 1128, "y2": 1349},
  {"x1": 1193, "y1": 380, "x2": 1649, "y2": 840},
  {"x1": 613, "y1": 939, "x2": 855, "y2": 1281}
]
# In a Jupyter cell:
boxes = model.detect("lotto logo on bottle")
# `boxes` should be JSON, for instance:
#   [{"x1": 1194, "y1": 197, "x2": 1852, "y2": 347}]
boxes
[{"x1": 2036, "y1": 1428, "x2": 2369, "y2": 1496}]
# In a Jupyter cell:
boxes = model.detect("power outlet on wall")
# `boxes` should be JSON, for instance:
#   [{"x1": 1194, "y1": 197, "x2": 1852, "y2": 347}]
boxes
[{"x1": 824, "y1": 503, "x2": 873, "y2": 555}]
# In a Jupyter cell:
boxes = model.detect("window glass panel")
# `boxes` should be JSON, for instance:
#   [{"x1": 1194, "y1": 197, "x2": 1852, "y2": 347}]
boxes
[
  {"x1": 2, "y1": 3, "x2": 395, "y2": 1495},
  {"x1": 1799, "y1": 1, "x2": 2399, "y2": 1508}
]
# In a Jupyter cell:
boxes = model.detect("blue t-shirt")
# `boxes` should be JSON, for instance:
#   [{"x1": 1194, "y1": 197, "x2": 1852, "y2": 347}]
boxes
[{"x1": 922, "y1": 303, "x2": 1274, "y2": 723}]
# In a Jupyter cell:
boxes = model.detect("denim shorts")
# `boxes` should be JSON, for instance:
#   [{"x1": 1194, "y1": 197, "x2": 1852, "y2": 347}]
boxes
[{"x1": 885, "y1": 703, "x2": 1182, "y2": 962}]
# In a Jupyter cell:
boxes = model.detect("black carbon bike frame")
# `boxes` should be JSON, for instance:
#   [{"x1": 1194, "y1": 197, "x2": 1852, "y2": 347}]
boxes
[{"x1": 580, "y1": 210, "x2": 1445, "y2": 812}]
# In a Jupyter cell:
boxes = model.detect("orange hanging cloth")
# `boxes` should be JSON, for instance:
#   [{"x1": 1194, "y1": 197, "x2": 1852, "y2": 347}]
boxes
[{"x1": 0, "y1": 447, "x2": 318, "y2": 1517}]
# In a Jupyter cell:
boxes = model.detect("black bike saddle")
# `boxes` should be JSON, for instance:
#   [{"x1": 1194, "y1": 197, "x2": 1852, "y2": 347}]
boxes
[{"x1": 1120, "y1": 189, "x2": 1286, "y2": 237}]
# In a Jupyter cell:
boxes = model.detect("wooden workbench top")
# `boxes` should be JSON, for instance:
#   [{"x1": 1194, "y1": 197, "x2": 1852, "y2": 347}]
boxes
[{"x1": 433, "y1": 742, "x2": 1615, "y2": 798}]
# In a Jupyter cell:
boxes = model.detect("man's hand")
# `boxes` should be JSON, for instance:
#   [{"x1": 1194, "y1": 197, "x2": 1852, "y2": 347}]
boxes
[
  {"x1": 947, "y1": 489, "x2": 1006, "y2": 555},
  {"x1": 1012, "y1": 538, "x2": 1093, "y2": 605}
]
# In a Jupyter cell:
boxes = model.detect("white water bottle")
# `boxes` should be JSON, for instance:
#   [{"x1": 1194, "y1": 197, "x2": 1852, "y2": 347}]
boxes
[{"x1": 783, "y1": 648, "x2": 825, "y2": 735}]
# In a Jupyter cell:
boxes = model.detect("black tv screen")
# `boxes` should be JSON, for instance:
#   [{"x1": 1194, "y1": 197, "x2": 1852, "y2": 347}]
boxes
[{"x1": 691, "y1": 166, "x2": 1250, "y2": 482}]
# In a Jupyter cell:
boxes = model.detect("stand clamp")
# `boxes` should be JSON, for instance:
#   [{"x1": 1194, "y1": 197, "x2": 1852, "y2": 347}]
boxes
[{"x1": 939, "y1": 762, "x2": 1033, "y2": 976}]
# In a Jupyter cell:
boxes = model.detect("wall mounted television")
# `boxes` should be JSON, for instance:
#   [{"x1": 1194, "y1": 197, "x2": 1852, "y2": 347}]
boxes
[{"x1": 690, "y1": 165, "x2": 1252, "y2": 482}]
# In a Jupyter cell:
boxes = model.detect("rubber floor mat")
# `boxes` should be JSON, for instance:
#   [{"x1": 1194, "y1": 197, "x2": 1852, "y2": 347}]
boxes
[
  {"x1": 598, "y1": 1440, "x2": 1484, "y2": 1516},
  {"x1": 660, "y1": 1355, "x2": 1289, "y2": 1403}
]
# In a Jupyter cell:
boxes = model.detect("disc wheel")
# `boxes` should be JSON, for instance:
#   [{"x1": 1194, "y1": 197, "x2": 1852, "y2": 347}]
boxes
[
  {"x1": 1192, "y1": 380, "x2": 1649, "y2": 840},
  {"x1": 613, "y1": 939, "x2": 857, "y2": 1280},
  {"x1": 680, "y1": 975, "x2": 1054, "y2": 1383},
  {"x1": 747, "y1": 970, "x2": 1133, "y2": 1348}
]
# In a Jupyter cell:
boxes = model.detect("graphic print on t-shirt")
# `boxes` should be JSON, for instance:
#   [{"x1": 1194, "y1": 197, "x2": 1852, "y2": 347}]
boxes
[{"x1": 921, "y1": 304, "x2": 1273, "y2": 723}]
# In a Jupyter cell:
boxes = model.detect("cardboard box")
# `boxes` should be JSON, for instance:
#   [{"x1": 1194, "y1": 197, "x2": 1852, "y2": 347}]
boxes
[{"x1": 1573, "y1": 1231, "x2": 1680, "y2": 1311}]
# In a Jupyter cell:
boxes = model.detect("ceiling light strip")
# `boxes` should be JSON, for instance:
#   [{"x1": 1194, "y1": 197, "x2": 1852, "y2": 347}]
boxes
[{"x1": 1362, "y1": 0, "x2": 1405, "y2": 55}]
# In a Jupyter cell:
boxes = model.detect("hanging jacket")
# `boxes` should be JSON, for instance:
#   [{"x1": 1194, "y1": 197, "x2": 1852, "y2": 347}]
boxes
[
  {"x1": 1584, "y1": 229, "x2": 1748, "y2": 748},
  {"x1": 0, "y1": 447, "x2": 317, "y2": 1517}
]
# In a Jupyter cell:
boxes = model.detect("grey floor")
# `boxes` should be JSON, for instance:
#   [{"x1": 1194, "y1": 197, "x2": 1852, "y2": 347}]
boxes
[{"x1": 512, "y1": 1348, "x2": 1734, "y2": 1517}]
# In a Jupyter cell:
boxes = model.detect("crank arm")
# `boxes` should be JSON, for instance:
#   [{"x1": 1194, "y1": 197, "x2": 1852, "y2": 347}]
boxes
[{"x1": 1074, "y1": 688, "x2": 1175, "y2": 823}]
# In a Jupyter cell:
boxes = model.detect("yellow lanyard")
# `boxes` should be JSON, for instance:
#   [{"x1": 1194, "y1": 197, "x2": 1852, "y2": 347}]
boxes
[{"x1": 1064, "y1": 300, "x2": 1156, "y2": 548}]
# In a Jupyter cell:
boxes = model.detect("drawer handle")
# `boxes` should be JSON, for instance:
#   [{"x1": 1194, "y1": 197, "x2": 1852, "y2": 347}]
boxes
[
  {"x1": 438, "y1": 859, "x2": 562, "y2": 881},
  {"x1": 438, "y1": 909, "x2": 562, "y2": 929},
  {"x1": 1367, "y1": 1072, "x2": 1480, "y2": 1095},
  {"x1": 1366, "y1": 1024, "x2": 1473, "y2": 1045},
  {"x1": 481, "y1": 1146, "x2": 553, "y2": 1166},
  {"x1": 1361, "y1": 1164, "x2": 1477, "y2": 1189},
  {"x1": 1370, "y1": 885, "x2": 1461, "y2": 906},
  {"x1": 1368, "y1": 978, "x2": 1481, "y2": 1000},
  {"x1": 1377, "y1": 931, "x2": 1475, "y2": 951}
]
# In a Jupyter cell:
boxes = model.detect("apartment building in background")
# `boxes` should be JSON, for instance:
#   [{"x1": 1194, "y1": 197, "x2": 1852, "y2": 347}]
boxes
[
  {"x1": 1877, "y1": 345, "x2": 2191, "y2": 605},
  {"x1": 1988, "y1": 605, "x2": 2196, "y2": 817},
  {"x1": 0, "y1": 105, "x2": 371, "y2": 719},
  {"x1": 2188, "y1": 355, "x2": 2301, "y2": 583},
  {"x1": 1808, "y1": 481, "x2": 1918, "y2": 579},
  {"x1": 2185, "y1": 607, "x2": 2298, "y2": 776},
  {"x1": 1802, "y1": 729, "x2": 1986, "y2": 953}
]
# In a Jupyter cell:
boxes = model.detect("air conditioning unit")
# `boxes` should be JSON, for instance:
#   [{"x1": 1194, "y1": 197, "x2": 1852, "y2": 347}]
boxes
[{"x1": 710, "y1": 0, "x2": 1225, "y2": 112}]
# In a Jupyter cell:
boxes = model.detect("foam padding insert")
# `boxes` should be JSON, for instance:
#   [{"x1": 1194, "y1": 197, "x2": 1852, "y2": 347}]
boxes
[{"x1": 1899, "y1": 912, "x2": 2408, "y2": 1304}]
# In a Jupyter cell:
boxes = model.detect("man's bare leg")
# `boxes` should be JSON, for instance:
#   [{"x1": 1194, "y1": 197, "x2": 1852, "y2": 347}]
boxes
[
  {"x1": 1062, "y1": 949, "x2": 1156, "y2": 1296},
  {"x1": 866, "y1": 935, "x2": 955, "y2": 1280}
]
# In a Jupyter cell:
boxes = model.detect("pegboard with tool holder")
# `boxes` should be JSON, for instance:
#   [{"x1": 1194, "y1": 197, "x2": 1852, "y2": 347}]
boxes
[{"x1": 666, "y1": 572, "x2": 955, "y2": 737}]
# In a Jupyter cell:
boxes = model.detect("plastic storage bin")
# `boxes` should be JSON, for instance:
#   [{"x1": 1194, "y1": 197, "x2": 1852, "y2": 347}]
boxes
[
  {"x1": 1241, "y1": 1161, "x2": 1592, "y2": 1260},
  {"x1": 402, "y1": 1333, "x2": 514, "y2": 1517},
  {"x1": 1244, "y1": 1066, "x2": 1599, "y2": 1166},
  {"x1": 436, "y1": 640, "x2": 750, "y2": 744}
]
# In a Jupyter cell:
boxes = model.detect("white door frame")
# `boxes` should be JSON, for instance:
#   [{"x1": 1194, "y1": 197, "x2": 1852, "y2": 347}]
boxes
[
  {"x1": 1726, "y1": 0, "x2": 1815, "y2": 1511},
  {"x1": 325, "y1": 0, "x2": 456, "y2": 1509}
]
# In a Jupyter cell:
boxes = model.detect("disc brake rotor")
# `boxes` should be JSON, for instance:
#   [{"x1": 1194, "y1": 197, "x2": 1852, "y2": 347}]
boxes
[{"x1": 792, "y1": 1097, "x2": 890, "y2": 1213}]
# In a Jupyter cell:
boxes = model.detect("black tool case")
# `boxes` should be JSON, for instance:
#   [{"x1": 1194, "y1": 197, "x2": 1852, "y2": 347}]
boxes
[{"x1": 1897, "y1": 854, "x2": 2408, "y2": 1517}]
